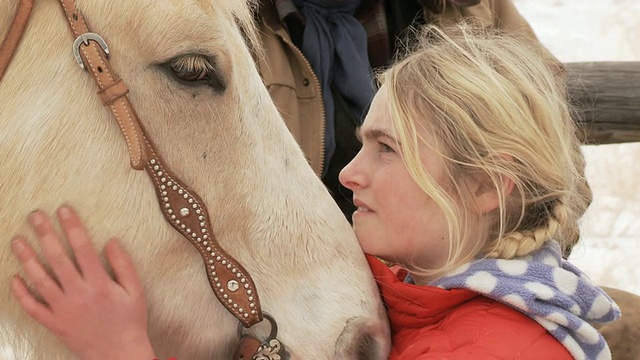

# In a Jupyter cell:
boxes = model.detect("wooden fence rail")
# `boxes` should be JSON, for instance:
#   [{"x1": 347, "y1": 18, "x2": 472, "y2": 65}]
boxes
[{"x1": 567, "y1": 61, "x2": 640, "y2": 144}]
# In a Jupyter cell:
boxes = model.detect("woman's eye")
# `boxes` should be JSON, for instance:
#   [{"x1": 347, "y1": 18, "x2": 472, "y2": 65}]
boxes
[{"x1": 379, "y1": 142, "x2": 395, "y2": 153}]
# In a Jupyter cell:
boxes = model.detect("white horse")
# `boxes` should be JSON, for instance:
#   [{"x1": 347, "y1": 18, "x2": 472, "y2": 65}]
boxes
[{"x1": 0, "y1": 0, "x2": 390, "y2": 359}]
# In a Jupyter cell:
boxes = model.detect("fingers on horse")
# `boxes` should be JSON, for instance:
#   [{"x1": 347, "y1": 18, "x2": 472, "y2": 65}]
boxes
[
  {"x1": 11, "y1": 236, "x2": 63, "y2": 306},
  {"x1": 28, "y1": 210, "x2": 81, "y2": 286},
  {"x1": 10, "y1": 276, "x2": 56, "y2": 331},
  {"x1": 56, "y1": 206, "x2": 107, "y2": 281},
  {"x1": 105, "y1": 238, "x2": 144, "y2": 298}
]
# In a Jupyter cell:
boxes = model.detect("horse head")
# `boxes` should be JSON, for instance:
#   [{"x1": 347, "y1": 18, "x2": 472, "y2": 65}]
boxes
[{"x1": 0, "y1": 1, "x2": 390, "y2": 358}]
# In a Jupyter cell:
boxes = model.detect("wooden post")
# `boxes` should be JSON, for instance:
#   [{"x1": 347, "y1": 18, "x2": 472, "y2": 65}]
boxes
[{"x1": 566, "y1": 61, "x2": 640, "y2": 144}]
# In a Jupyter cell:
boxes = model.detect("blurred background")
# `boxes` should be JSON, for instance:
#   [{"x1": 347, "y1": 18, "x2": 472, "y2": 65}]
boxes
[{"x1": 514, "y1": 0, "x2": 640, "y2": 295}]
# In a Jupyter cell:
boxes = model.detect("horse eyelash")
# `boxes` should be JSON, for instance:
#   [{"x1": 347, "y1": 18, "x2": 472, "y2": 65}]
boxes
[
  {"x1": 170, "y1": 55, "x2": 215, "y2": 75},
  {"x1": 165, "y1": 54, "x2": 226, "y2": 92}
]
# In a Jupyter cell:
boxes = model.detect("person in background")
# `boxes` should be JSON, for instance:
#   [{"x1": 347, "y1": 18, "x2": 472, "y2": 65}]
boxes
[
  {"x1": 10, "y1": 23, "x2": 618, "y2": 359},
  {"x1": 255, "y1": 1, "x2": 590, "y2": 254}
]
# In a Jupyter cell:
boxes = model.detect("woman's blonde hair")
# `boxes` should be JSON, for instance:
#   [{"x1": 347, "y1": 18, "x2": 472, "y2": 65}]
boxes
[{"x1": 381, "y1": 23, "x2": 589, "y2": 277}]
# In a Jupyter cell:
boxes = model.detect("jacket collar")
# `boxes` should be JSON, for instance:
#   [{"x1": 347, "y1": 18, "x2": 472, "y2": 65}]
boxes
[{"x1": 366, "y1": 255, "x2": 478, "y2": 329}]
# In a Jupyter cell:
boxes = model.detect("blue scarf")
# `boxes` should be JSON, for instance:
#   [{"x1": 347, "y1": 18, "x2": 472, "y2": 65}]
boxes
[
  {"x1": 427, "y1": 241, "x2": 621, "y2": 360},
  {"x1": 292, "y1": 0, "x2": 376, "y2": 175}
]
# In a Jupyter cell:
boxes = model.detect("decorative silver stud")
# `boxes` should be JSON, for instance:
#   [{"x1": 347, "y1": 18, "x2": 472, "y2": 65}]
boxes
[
  {"x1": 227, "y1": 280, "x2": 240, "y2": 292},
  {"x1": 179, "y1": 208, "x2": 190, "y2": 217}
]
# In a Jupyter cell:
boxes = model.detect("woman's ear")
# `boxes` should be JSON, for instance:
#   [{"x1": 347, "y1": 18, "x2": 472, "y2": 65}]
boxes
[{"x1": 470, "y1": 155, "x2": 515, "y2": 214}]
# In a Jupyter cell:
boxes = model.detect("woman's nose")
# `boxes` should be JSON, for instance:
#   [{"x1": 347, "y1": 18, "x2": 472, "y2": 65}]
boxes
[{"x1": 339, "y1": 152, "x2": 365, "y2": 190}]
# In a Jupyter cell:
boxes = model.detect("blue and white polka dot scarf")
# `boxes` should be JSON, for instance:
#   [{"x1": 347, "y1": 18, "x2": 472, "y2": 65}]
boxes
[{"x1": 431, "y1": 241, "x2": 621, "y2": 360}]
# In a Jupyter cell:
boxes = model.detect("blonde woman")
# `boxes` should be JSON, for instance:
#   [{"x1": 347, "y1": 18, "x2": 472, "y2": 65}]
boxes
[
  {"x1": 340, "y1": 24, "x2": 619, "y2": 359},
  {"x1": 11, "y1": 24, "x2": 618, "y2": 359}
]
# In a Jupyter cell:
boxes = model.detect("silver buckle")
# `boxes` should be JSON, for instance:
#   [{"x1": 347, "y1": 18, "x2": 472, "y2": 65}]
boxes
[{"x1": 72, "y1": 32, "x2": 110, "y2": 69}]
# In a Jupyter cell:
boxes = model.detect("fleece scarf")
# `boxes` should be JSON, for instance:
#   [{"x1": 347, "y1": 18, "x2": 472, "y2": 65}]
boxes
[{"x1": 425, "y1": 241, "x2": 620, "y2": 360}]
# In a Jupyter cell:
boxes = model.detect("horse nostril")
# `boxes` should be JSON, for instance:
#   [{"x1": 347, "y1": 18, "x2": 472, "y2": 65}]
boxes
[
  {"x1": 334, "y1": 316, "x2": 390, "y2": 360},
  {"x1": 356, "y1": 332, "x2": 381, "y2": 360}
]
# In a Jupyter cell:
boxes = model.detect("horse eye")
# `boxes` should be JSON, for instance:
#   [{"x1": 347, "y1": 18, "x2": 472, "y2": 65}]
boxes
[
  {"x1": 172, "y1": 67, "x2": 208, "y2": 81},
  {"x1": 164, "y1": 55, "x2": 226, "y2": 92}
]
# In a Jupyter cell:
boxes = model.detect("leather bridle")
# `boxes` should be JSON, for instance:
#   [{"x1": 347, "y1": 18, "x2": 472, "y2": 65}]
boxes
[{"x1": 1, "y1": 1, "x2": 283, "y2": 358}]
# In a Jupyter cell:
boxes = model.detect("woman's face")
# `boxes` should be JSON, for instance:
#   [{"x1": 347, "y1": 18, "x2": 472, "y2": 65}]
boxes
[{"x1": 339, "y1": 86, "x2": 454, "y2": 271}]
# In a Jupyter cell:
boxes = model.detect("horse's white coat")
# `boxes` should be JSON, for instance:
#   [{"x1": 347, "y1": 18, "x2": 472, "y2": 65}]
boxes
[{"x1": 0, "y1": 1, "x2": 390, "y2": 358}]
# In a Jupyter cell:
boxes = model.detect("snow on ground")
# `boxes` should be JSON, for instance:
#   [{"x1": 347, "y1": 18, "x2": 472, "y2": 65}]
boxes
[{"x1": 514, "y1": 0, "x2": 640, "y2": 295}]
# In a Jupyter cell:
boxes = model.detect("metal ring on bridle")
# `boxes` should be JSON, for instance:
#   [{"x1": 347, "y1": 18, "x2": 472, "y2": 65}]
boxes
[
  {"x1": 72, "y1": 32, "x2": 109, "y2": 69},
  {"x1": 237, "y1": 312, "x2": 278, "y2": 341}
]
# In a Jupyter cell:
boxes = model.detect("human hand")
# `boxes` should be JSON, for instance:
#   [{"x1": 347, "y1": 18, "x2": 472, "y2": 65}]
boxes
[{"x1": 11, "y1": 206, "x2": 156, "y2": 360}]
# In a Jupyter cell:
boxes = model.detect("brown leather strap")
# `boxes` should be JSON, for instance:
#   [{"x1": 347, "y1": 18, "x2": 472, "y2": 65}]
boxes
[
  {"x1": 0, "y1": 0, "x2": 34, "y2": 82},
  {"x1": 233, "y1": 336, "x2": 262, "y2": 360},
  {"x1": 145, "y1": 144, "x2": 262, "y2": 326},
  {"x1": 98, "y1": 79, "x2": 129, "y2": 105},
  {"x1": 55, "y1": 0, "x2": 263, "y2": 327},
  {"x1": 58, "y1": 0, "x2": 147, "y2": 170}
]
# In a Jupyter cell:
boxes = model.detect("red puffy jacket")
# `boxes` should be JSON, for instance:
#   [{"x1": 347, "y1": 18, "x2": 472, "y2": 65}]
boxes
[{"x1": 367, "y1": 256, "x2": 573, "y2": 360}]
